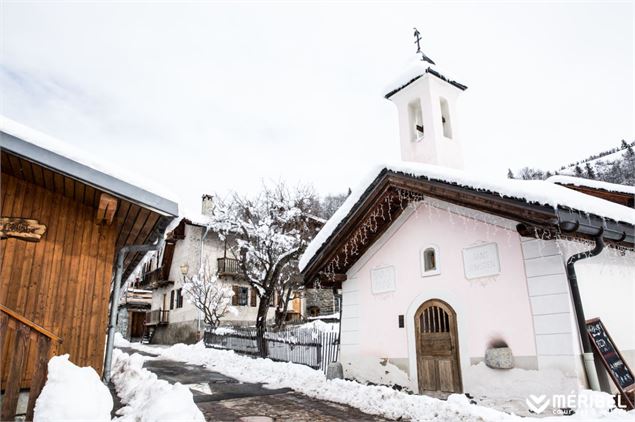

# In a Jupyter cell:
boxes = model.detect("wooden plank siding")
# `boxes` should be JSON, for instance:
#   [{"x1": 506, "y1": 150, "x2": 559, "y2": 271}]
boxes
[{"x1": 0, "y1": 172, "x2": 119, "y2": 388}]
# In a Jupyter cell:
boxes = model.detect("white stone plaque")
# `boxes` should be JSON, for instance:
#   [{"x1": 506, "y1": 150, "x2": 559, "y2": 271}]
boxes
[
  {"x1": 462, "y1": 242, "x2": 500, "y2": 279},
  {"x1": 371, "y1": 265, "x2": 396, "y2": 294}
]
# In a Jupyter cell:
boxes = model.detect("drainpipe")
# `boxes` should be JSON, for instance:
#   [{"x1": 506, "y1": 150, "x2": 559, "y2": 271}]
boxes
[
  {"x1": 563, "y1": 225, "x2": 604, "y2": 392},
  {"x1": 103, "y1": 239, "x2": 164, "y2": 384}
]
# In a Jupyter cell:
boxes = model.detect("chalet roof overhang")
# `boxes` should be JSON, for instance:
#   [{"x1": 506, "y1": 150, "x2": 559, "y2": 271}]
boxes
[
  {"x1": 1, "y1": 130, "x2": 178, "y2": 217},
  {"x1": 301, "y1": 169, "x2": 635, "y2": 286},
  {"x1": 1, "y1": 131, "x2": 179, "y2": 280},
  {"x1": 552, "y1": 183, "x2": 635, "y2": 209}
]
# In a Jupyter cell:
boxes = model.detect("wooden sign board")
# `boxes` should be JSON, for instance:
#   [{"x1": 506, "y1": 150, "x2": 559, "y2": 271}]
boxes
[
  {"x1": 0, "y1": 217, "x2": 47, "y2": 242},
  {"x1": 586, "y1": 318, "x2": 635, "y2": 410}
]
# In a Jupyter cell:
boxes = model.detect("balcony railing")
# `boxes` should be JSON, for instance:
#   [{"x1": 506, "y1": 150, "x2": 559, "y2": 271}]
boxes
[
  {"x1": 120, "y1": 288, "x2": 152, "y2": 306},
  {"x1": 140, "y1": 267, "x2": 173, "y2": 289},
  {"x1": 145, "y1": 309, "x2": 169, "y2": 326},
  {"x1": 217, "y1": 257, "x2": 242, "y2": 277}
]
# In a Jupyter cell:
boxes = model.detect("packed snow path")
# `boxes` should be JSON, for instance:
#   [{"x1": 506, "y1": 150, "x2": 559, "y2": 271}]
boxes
[{"x1": 115, "y1": 347, "x2": 387, "y2": 421}]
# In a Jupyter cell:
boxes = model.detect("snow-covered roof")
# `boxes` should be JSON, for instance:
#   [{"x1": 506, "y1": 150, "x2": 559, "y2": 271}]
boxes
[
  {"x1": 384, "y1": 56, "x2": 467, "y2": 99},
  {"x1": 0, "y1": 115, "x2": 179, "y2": 216},
  {"x1": 299, "y1": 162, "x2": 635, "y2": 272},
  {"x1": 546, "y1": 175, "x2": 635, "y2": 196}
]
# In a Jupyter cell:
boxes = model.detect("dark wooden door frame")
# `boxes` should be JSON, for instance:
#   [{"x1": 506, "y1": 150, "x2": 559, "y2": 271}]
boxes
[{"x1": 414, "y1": 298, "x2": 463, "y2": 394}]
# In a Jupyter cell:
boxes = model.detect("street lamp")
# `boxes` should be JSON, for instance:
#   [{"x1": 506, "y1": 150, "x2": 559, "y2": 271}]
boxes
[{"x1": 180, "y1": 263, "x2": 189, "y2": 278}]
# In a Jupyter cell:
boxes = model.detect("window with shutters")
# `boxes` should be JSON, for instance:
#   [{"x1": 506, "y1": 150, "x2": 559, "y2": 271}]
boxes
[
  {"x1": 231, "y1": 286, "x2": 239, "y2": 306},
  {"x1": 250, "y1": 288, "x2": 257, "y2": 307},
  {"x1": 238, "y1": 287, "x2": 249, "y2": 306},
  {"x1": 176, "y1": 288, "x2": 183, "y2": 308}
]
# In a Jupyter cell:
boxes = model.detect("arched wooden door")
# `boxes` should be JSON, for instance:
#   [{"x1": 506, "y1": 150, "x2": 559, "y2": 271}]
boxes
[{"x1": 414, "y1": 299, "x2": 462, "y2": 393}]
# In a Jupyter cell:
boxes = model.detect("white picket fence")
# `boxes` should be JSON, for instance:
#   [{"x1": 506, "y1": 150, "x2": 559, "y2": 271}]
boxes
[{"x1": 204, "y1": 325, "x2": 339, "y2": 373}]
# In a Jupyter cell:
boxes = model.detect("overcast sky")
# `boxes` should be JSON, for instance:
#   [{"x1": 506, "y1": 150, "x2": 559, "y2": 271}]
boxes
[{"x1": 1, "y1": 1, "x2": 633, "y2": 215}]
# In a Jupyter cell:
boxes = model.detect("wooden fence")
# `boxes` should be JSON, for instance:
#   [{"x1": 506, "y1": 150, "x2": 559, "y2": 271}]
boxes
[
  {"x1": 204, "y1": 326, "x2": 339, "y2": 373},
  {"x1": 0, "y1": 304, "x2": 62, "y2": 421}
]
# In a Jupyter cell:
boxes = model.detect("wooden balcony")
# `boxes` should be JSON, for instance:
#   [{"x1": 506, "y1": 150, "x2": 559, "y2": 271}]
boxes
[
  {"x1": 120, "y1": 288, "x2": 152, "y2": 307},
  {"x1": 217, "y1": 257, "x2": 242, "y2": 277},
  {"x1": 140, "y1": 266, "x2": 173, "y2": 289},
  {"x1": 145, "y1": 309, "x2": 169, "y2": 326}
]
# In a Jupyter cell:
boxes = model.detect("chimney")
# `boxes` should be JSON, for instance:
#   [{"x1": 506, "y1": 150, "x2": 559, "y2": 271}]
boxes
[{"x1": 201, "y1": 194, "x2": 214, "y2": 216}]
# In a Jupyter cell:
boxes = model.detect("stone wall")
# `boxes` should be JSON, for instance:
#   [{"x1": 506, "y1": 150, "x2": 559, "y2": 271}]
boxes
[
  {"x1": 304, "y1": 288, "x2": 340, "y2": 316},
  {"x1": 151, "y1": 320, "x2": 200, "y2": 345},
  {"x1": 116, "y1": 308, "x2": 129, "y2": 338}
]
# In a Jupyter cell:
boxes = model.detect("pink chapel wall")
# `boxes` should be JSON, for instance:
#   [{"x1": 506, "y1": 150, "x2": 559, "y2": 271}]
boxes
[{"x1": 340, "y1": 200, "x2": 541, "y2": 389}]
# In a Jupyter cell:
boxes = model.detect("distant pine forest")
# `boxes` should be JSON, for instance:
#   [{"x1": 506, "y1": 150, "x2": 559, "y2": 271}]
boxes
[{"x1": 509, "y1": 140, "x2": 635, "y2": 186}]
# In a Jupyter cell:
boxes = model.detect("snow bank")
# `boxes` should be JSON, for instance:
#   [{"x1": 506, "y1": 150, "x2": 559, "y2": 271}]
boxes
[
  {"x1": 130, "y1": 342, "x2": 512, "y2": 420},
  {"x1": 464, "y1": 362, "x2": 579, "y2": 400},
  {"x1": 111, "y1": 349, "x2": 204, "y2": 422},
  {"x1": 547, "y1": 175, "x2": 635, "y2": 195},
  {"x1": 299, "y1": 161, "x2": 635, "y2": 271},
  {"x1": 213, "y1": 326, "x2": 237, "y2": 335},
  {"x1": 127, "y1": 342, "x2": 635, "y2": 420},
  {"x1": 114, "y1": 332, "x2": 131, "y2": 347},
  {"x1": 298, "y1": 320, "x2": 339, "y2": 332},
  {"x1": 34, "y1": 354, "x2": 112, "y2": 422}
]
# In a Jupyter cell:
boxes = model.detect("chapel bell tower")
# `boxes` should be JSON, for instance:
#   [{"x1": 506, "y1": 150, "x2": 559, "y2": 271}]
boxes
[{"x1": 385, "y1": 29, "x2": 467, "y2": 169}]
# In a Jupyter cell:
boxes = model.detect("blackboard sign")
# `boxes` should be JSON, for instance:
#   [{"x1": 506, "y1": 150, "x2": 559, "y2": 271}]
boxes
[{"x1": 586, "y1": 318, "x2": 635, "y2": 409}]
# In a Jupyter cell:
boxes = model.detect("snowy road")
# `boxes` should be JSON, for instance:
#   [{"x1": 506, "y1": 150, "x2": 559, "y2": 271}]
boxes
[{"x1": 115, "y1": 347, "x2": 387, "y2": 421}]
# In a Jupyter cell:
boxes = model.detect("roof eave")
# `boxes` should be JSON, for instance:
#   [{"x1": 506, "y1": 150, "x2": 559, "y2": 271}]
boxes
[{"x1": 1, "y1": 130, "x2": 179, "y2": 217}]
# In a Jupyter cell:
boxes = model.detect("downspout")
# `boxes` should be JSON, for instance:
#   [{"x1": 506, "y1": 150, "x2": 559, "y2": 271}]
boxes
[
  {"x1": 103, "y1": 239, "x2": 164, "y2": 384},
  {"x1": 197, "y1": 226, "x2": 211, "y2": 334},
  {"x1": 563, "y1": 225, "x2": 604, "y2": 392}
]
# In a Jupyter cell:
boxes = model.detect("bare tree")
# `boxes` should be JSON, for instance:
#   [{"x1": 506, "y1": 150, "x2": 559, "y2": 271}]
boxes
[
  {"x1": 207, "y1": 181, "x2": 321, "y2": 355},
  {"x1": 182, "y1": 261, "x2": 236, "y2": 330}
]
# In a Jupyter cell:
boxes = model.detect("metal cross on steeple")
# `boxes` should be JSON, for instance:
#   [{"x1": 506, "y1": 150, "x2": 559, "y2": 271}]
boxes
[{"x1": 413, "y1": 27, "x2": 436, "y2": 66}]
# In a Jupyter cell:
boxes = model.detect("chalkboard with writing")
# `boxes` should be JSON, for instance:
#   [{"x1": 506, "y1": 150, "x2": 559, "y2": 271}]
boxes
[{"x1": 586, "y1": 318, "x2": 635, "y2": 394}]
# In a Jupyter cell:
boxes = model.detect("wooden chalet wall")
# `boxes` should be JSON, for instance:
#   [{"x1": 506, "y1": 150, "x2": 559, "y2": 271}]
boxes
[{"x1": 1, "y1": 172, "x2": 118, "y2": 388}]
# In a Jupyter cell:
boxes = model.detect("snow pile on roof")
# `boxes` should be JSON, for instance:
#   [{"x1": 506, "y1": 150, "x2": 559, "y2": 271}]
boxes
[
  {"x1": 111, "y1": 349, "x2": 204, "y2": 421},
  {"x1": 547, "y1": 175, "x2": 635, "y2": 195},
  {"x1": 34, "y1": 354, "x2": 113, "y2": 422},
  {"x1": 0, "y1": 115, "x2": 180, "y2": 204},
  {"x1": 383, "y1": 55, "x2": 434, "y2": 97},
  {"x1": 299, "y1": 162, "x2": 635, "y2": 271}
]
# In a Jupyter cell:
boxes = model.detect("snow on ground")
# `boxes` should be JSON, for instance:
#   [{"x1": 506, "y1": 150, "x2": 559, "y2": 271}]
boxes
[
  {"x1": 299, "y1": 161, "x2": 635, "y2": 271},
  {"x1": 34, "y1": 354, "x2": 113, "y2": 422},
  {"x1": 114, "y1": 332, "x2": 131, "y2": 347},
  {"x1": 110, "y1": 349, "x2": 204, "y2": 421},
  {"x1": 124, "y1": 341, "x2": 634, "y2": 421}
]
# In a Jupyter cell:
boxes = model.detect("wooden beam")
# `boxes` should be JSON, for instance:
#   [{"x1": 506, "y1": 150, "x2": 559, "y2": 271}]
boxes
[
  {"x1": 0, "y1": 304, "x2": 62, "y2": 343},
  {"x1": 96, "y1": 193, "x2": 118, "y2": 225}
]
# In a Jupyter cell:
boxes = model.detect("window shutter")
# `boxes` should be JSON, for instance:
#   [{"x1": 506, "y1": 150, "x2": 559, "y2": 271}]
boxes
[
  {"x1": 231, "y1": 286, "x2": 239, "y2": 306},
  {"x1": 250, "y1": 288, "x2": 257, "y2": 307},
  {"x1": 170, "y1": 291, "x2": 175, "y2": 310}
]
